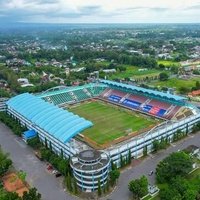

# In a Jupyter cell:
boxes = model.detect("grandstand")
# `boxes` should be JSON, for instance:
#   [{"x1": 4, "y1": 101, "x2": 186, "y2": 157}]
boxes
[
  {"x1": 38, "y1": 84, "x2": 106, "y2": 106},
  {"x1": 98, "y1": 81, "x2": 189, "y2": 120},
  {"x1": 39, "y1": 81, "x2": 192, "y2": 121}
]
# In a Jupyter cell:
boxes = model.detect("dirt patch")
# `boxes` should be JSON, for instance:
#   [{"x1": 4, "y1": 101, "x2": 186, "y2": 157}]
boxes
[{"x1": 2, "y1": 172, "x2": 29, "y2": 197}]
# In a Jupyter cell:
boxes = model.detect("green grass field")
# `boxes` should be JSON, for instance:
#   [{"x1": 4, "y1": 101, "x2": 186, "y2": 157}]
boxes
[
  {"x1": 151, "y1": 77, "x2": 199, "y2": 91},
  {"x1": 157, "y1": 60, "x2": 180, "y2": 67},
  {"x1": 70, "y1": 101, "x2": 157, "y2": 145}
]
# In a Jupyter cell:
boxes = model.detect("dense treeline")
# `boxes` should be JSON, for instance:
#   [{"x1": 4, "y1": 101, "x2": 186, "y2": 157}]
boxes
[
  {"x1": 156, "y1": 152, "x2": 200, "y2": 200},
  {"x1": 0, "y1": 112, "x2": 26, "y2": 136},
  {"x1": 40, "y1": 146, "x2": 70, "y2": 176},
  {"x1": 19, "y1": 49, "x2": 157, "y2": 69},
  {"x1": 0, "y1": 89, "x2": 11, "y2": 98}
]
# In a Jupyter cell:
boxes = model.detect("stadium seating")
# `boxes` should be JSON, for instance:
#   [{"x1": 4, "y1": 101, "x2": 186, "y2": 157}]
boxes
[
  {"x1": 122, "y1": 98, "x2": 141, "y2": 109},
  {"x1": 165, "y1": 106, "x2": 181, "y2": 119},
  {"x1": 148, "y1": 99, "x2": 171, "y2": 110},
  {"x1": 128, "y1": 94, "x2": 148, "y2": 104},
  {"x1": 101, "y1": 88, "x2": 180, "y2": 119},
  {"x1": 87, "y1": 87, "x2": 106, "y2": 96},
  {"x1": 41, "y1": 83, "x2": 189, "y2": 120},
  {"x1": 72, "y1": 90, "x2": 91, "y2": 101},
  {"x1": 43, "y1": 92, "x2": 74, "y2": 105}
]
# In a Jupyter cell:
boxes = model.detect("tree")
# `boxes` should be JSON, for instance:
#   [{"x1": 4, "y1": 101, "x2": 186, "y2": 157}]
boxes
[
  {"x1": 22, "y1": 188, "x2": 41, "y2": 200},
  {"x1": 73, "y1": 177, "x2": 78, "y2": 195},
  {"x1": 66, "y1": 173, "x2": 72, "y2": 192},
  {"x1": 27, "y1": 137, "x2": 41, "y2": 149},
  {"x1": 152, "y1": 139, "x2": 160, "y2": 152},
  {"x1": 0, "y1": 189, "x2": 21, "y2": 200},
  {"x1": 143, "y1": 146, "x2": 148, "y2": 156},
  {"x1": 128, "y1": 149, "x2": 132, "y2": 164},
  {"x1": 159, "y1": 177, "x2": 197, "y2": 200},
  {"x1": 17, "y1": 171, "x2": 26, "y2": 182},
  {"x1": 44, "y1": 138, "x2": 48, "y2": 148},
  {"x1": 0, "y1": 148, "x2": 12, "y2": 176},
  {"x1": 159, "y1": 72, "x2": 169, "y2": 81},
  {"x1": 195, "y1": 81, "x2": 200, "y2": 90},
  {"x1": 110, "y1": 169, "x2": 120, "y2": 186},
  {"x1": 105, "y1": 180, "x2": 109, "y2": 192},
  {"x1": 97, "y1": 179, "x2": 102, "y2": 196},
  {"x1": 128, "y1": 176, "x2": 148, "y2": 199},
  {"x1": 179, "y1": 86, "x2": 190, "y2": 94},
  {"x1": 156, "y1": 152, "x2": 193, "y2": 183},
  {"x1": 160, "y1": 187, "x2": 182, "y2": 200}
]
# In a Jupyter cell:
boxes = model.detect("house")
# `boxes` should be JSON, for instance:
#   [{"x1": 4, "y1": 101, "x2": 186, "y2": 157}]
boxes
[{"x1": 102, "y1": 69, "x2": 116, "y2": 73}]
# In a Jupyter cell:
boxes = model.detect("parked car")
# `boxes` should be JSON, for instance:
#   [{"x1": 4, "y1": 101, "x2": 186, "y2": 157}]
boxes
[
  {"x1": 47, "y1": 164, "x2": 53, "y2": 171},
  {"x1": 55, "y1": 172, "x2": 62, "y2": 178},
  {"x1": 148, "y1": 170, "x2": 154, "y2": 176}
]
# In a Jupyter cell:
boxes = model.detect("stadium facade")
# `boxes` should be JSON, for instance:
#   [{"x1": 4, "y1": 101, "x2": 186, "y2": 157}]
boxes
[
  {"x1": 70, "y1": 150, "x2": 110, "y2": 191},
  {"x1": 3, "y1": 80, "x2": 200, "y2": 190}
]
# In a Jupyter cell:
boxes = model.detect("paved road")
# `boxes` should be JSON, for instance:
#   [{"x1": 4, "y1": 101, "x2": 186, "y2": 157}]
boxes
[
  {"x1": 0, "y1": 122, "x2": 77, "y2": 200},
  {"x1": 0, "y1": 121, "x2": 199, "y2": 200},
  {"x1": 102, "y1": 133, "x2": 200, "y2": 200}
]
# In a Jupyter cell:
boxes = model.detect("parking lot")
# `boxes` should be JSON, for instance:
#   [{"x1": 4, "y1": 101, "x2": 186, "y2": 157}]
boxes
[{"x1": 0, "y1": 122, "x2": 77, "y2": 200}]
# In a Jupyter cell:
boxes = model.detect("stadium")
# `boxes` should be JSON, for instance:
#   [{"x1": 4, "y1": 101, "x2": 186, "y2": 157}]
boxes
[{"x1": 3, "y1": 79, "x2": 200, "y2": 191}]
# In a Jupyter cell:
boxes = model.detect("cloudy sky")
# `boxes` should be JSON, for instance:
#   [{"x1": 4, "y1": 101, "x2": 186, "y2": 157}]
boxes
[{"x1": 0, "y1": 0, "x2": 200, "y2": 23}]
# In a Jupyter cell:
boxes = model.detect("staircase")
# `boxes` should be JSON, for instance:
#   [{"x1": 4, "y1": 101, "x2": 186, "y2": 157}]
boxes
[{"x1": 119, "y1": 94, "x2": 130, "y2": 103}]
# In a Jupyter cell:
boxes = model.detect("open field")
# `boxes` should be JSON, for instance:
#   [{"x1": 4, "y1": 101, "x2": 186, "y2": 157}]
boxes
[
  {"x1": 70, "y1": 101, "x2": 157, "y2": 145},
  {"x1": 151, "y1": 77, "x2": 200, "y2": 91},
  {"x1": 157, "y1": 60, "x2": 180, "y2": 67}
]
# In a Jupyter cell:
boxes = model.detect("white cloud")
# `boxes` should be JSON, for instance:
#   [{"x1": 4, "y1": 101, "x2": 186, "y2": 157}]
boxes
[{"x1": 0, "y1": 0, "x2": 200, "y2": 23}]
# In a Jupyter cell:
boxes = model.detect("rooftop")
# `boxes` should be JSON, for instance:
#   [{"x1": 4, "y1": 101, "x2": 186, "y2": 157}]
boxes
[
  {"x1": 6, "y1": 93, "x2": 93, "y2": 144},
  {"x1": 100, "y1": 79, "x2": 187, "y2": 101}
]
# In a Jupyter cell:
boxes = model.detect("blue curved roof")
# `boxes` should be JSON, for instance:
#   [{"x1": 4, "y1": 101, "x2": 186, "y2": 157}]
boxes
[
  {"x1": 100, "y1": 79, "x2": 187, "y2": 101},
  {"x1": 6, "y1": 93, "x2": 93, "y2": 144}
]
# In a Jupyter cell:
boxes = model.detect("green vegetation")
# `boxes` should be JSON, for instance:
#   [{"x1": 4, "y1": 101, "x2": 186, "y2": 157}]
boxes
[
  {"x1": 0, "y1": 147, "x2": 41, "y2": 200},
  {"x1": 156, "y1": 152, "x2": 193, "y2": 184},
  {"x1": 157, "y1": 168, "x2": 200, "y2": 200},
  {"x1": 97, "y1": 179, "x2": 102, "y2": 196},
  {"x1": 22, "y1": 188, "x2": 41, "y2": 200},
  {"x1": 109, "y1": 161, "x2": 120, "y2": 188},
  {"x1": 155, "y1": 151, "x2": 200, "y2": 200},
  {"x1": 0, "y1": 147, "x2": 12, "y2": 177},
  {"x1": 0, "y1": 112, "x2": 26, "y2": 136},
  {"x1": 157, "y1": 60, "x2": 180, "y2": 67},
  {"x1": 0, "y1": 89, "x2": 11, "y2": 98},
  {"x1": 192, "y1": 122, "x2": 200, "y2": 133},
  {"x1": 0, "y1": 189, "x2": 21, "y2": 200},
  {"x1": 152, "y1": 137, "x2": 170, "y2": 152},
  {"x1": 70, "y1": 101, "x2": 157, "y2": 145},
  {"x1": 151, "y1": 77, "x2": 200, "y2": 93},
  {"x1": 159, "y1": 72, "x2": 169, "y2": 81},
  {"x1": 109, "y1": 65, "x2": 161, "y2": 80},
  {"x1": 17, "y1": 171, "x2": 27, "y2": 182},
  {"x1": 128, "y1": 175, "x2": 148, "y2": 199},
  {"x1": 40, "y1": 147, "x2": 70, "y2": 176}
]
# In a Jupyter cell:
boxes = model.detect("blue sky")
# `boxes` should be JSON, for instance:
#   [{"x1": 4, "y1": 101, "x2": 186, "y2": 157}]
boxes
[{"x1": 0, "y1": 0, "x2": 200, "y2": 23}]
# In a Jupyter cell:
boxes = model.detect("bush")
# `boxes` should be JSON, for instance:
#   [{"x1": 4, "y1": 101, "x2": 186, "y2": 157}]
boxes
[{"x1": 128, "y1": 176, "x2": 148, "y2": 199}]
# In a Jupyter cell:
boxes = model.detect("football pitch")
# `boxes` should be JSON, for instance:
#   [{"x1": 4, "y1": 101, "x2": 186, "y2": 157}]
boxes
[{"x1": 70, "y1": 101, "x2": 158, "y2": 145}]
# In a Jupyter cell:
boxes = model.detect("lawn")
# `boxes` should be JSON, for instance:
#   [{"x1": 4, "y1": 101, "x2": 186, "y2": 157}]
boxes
[
  {"x1": 157, "y1": 60, "x2": 180, "y2": 67},
  {"x1": 151, "y1": 77, "x2": 199, "y2": 91},
  {"x1": 69, "y1": 101, "x2": 157, "y2": 145}
]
